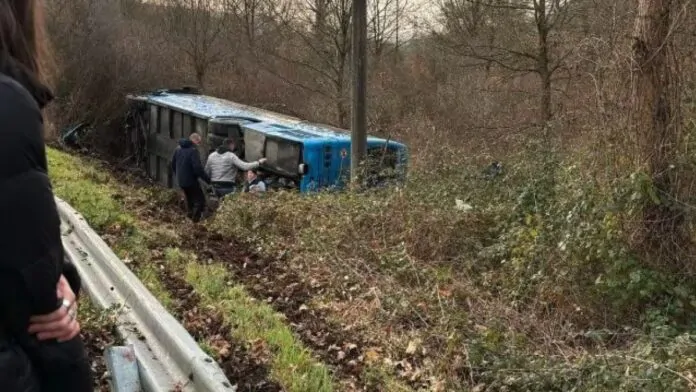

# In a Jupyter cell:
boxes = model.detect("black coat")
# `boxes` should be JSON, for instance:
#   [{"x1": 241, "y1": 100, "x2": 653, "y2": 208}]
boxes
[
  {"x1": 171, "y1": 139, "x2": 210, "y2": 188},
  {"x1": 0, "y1": 60, "x2": 92, "y2": 391}
]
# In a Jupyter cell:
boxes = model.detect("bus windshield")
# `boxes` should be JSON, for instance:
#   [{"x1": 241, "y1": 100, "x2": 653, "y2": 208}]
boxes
[{"x1": 265, "y1": 138, "x2": 301, "y2": 177}]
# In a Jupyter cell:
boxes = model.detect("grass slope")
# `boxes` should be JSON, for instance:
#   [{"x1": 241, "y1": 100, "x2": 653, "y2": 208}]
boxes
[
  {"x1": 49, "y1": 146, "x2": 696, "y2": 391},
  {"x1": 48, "y1": 148, "x2": 334, "y2": 391}
]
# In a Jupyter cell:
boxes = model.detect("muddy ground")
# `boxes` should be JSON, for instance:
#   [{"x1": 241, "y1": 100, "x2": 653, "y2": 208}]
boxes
[
  {"x1": 81, "y1": 252, "x2": 281, "y2": 392},
  {"x1": 81, "y1": 307, "x2": 121, "y2": 391},
  {"x1": 82, "y1": 329, "x2": 112, "y2": 391},
  {"x1": 106, "y1": 163, "x2": 382, "y2": 391},
  {"x1": 181, "y1": 226, "x2": 368, "y2": 381},
  {"x1": 98, "y1": 202, "x2": 283, "y2": 391}
]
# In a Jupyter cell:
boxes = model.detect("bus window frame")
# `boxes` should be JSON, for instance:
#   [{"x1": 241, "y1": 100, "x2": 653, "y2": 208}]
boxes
[{"x1": 261, "y1": 135, "x2": 304, "y2": 180}]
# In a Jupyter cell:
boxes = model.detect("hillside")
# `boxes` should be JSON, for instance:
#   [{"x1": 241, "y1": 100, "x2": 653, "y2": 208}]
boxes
[{"x1": 45, "y1": 0, "x2": 696, "y2": 390}]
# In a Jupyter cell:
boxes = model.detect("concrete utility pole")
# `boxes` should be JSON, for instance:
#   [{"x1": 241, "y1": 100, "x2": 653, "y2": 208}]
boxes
[{"x1": 350, "y1": 0, "x2": 368, "y2": 186}]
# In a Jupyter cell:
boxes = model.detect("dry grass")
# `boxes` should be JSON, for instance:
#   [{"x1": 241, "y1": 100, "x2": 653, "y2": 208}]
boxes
[{"x1": 205, "y1": 140, "x2": 696, "y2": 390}]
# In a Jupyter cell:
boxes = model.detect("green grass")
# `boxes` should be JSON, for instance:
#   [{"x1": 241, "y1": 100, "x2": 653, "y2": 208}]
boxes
[
  {"x1": 185, "y1": 261, "x2": 333, "y2": 392},
  {"x1": 136, "y1": 263, "x2": 174, "y2": 310},
  {"x1": 49, "y1": 149, "x2": 135, "y2": 232},
  {"x1": 79, "y1": 297, "x2": 123, "y2": 339}
]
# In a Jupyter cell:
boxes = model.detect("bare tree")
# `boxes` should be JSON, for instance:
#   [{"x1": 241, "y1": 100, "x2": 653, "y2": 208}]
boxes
[
  {"x1": 631, "y1": 0, "x2": 687, "y2": 256},
  {"x1": 163, "y1": 0, "x2": 230, "y2": 89},
  {"x1": 264, "y1": 0, "x2": 353, "y2": 126},
  {"x1": 229, "y1": 0, "x2": 264, "y2": 46},
  {"x1": 313, "y1": 0, "x2": 330, "y2": 35},
  {"x1": 225, "y1": 0, "x2": 287, "y2": 48},
  {"x1": 440, "y1": 0, "x2": 488, "y2": 37},
  {"x1": 437, "y1": 0, "x2": 578, "y2": 124},
  {"x1": 368, "y1": 0, "x2": 410, "y2": 58}
]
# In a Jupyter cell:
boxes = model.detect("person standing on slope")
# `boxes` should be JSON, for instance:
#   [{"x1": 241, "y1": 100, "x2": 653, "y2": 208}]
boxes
[
  {"x1": 171, "y1": 133, "x2": 211, "y2": 222},
  {"x1": 205, "y1": 138, "x2": 266, "y2": 198},
  {"x1": 0, "y1": 0, "x2": 94, "y2": 389}
]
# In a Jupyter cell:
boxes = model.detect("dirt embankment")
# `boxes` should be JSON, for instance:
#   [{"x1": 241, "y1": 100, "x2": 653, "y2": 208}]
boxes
[
  {"x1": 71, "y1": 159, "x2": 284, "y2": 391},
  {"x1": 155, "y1": 263, "x2": 282, "y2": 392},
  {"x1": 99, "y1": 211, "x2": 283, "y2": 391},
  {"x1": 111, "y1": 167, "x2": 382, "y2": 391}
]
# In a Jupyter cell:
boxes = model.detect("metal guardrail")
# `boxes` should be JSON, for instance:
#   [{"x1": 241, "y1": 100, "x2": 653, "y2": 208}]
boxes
[{"x1": 56, "y1": 197, "x2": 235, "y2": 392}]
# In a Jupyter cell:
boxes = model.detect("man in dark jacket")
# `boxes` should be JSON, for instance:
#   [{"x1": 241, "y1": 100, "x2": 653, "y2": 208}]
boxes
[{"x1": 171, "y1": 133, "x2": 211, "y2": 222}]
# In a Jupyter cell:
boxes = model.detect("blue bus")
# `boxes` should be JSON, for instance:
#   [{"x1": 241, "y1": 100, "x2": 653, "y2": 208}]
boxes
[{"x1": 126, "y1": 89, "x2": 408, "y2": 192}]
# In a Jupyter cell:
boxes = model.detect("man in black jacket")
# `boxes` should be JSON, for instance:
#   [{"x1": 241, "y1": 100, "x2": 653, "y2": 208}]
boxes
[{"x1": 171, "y1": 133, "x2": 211, "y2": 222}]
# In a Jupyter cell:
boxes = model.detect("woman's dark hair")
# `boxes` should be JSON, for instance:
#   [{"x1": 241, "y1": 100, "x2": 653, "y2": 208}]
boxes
[{"x1": 0, "y1": 0, "x2": 48, "y2": 80}]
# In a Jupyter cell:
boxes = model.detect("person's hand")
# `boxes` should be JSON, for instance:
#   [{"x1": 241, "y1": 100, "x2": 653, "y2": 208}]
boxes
[
  {"x1": 258, "y1": 158, "x2": 267, "y2": 165},
  {"x1": 28, "y1": 275, "x2": 80, "y2": 342}
]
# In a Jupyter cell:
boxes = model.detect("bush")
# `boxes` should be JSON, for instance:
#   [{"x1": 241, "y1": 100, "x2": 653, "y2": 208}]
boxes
[{"x1": 212, "y1": 144, "x2": 696, "y2": 330}]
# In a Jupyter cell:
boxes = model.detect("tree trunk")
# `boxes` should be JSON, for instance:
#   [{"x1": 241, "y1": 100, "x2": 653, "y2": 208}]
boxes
[
  {"x1": 538, "y1": 64, "x2": 552, "y2": 124},
  {"x1": 336, "y1": 56, "x2": 349, "y2": 128},
  {"x1": 632, "y1": 0, "x2": 684, "y2": 257},
  {"x1": 535, "y1": 0, "x2": 552, "y2": 124},
  {"x1": 314, "y1": 0, "x2": 328, "y2": 37},
  {"x1": 337, "y1": 99, "x2": 348, "y2": 128},
  {"x1": 194, "y1": 62, "x2": 206, "y2": 91}
]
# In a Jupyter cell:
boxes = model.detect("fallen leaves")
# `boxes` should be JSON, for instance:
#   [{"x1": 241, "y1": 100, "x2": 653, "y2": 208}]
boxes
[
  {"x1": 406, "y1": 339, "x2": 420, "y2": 355},
  {"x1": 209, "y1": 334, "x2": 232, "y2": 359},
  {"x1": 364, "y1": 348, "x2": 381, "y2": 364}
]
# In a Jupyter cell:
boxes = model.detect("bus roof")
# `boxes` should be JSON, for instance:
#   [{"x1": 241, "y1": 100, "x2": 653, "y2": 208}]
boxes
[
  {"x1": 242, "y1": 122, "x2": 400, "y2": 146},
  {"x1": 138, "y1": 91, "x2": 404, "y2": 147},
  {"x1": 145, "y1": 92, "x2": 302, "y2": 124}
]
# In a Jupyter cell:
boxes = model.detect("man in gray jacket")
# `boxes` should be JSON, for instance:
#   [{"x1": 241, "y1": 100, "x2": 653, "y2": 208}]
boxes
[{"x1": 205, "y1": 138, "x2": 267, "y2": 197}]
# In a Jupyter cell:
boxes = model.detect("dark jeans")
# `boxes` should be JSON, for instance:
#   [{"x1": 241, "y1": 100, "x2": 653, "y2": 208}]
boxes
[
  {"x1": 212, "y1": 183, "x2": 236, "y2": 199},
  {"x1": 0, "y1": 339, "x2": 39, "y2": 392},
  {"x1": 0, "y1": 335, "x2": 93, "y2": 392},
  {"x1": 182, "y1": 184, "x2": 206, "y2": 222}
]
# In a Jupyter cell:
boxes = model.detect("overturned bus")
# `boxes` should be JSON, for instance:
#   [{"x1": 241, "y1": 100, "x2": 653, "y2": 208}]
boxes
[{"x1": 125, "y1": 88, "x2": 408, "y2": 192}]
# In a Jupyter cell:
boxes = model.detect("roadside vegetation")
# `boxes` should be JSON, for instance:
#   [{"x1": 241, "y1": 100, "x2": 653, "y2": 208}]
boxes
[
  {"x1": 45, "y1": 0, "x2": 696, "y2": 390},
  {"x1": 51, "y1": 140, "x2": 696, "y2": 391},
  {"x1": 49, "y1": 148, "x2": 332, "y2": 391},
  {"x1": 210, "y1": 141, "x2": 696, "y2": 391}
]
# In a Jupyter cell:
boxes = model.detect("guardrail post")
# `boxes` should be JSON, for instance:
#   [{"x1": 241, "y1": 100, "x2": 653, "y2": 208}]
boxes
[{"x1": 105, "y1": 345, "x2": 142, "y2": 392}]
